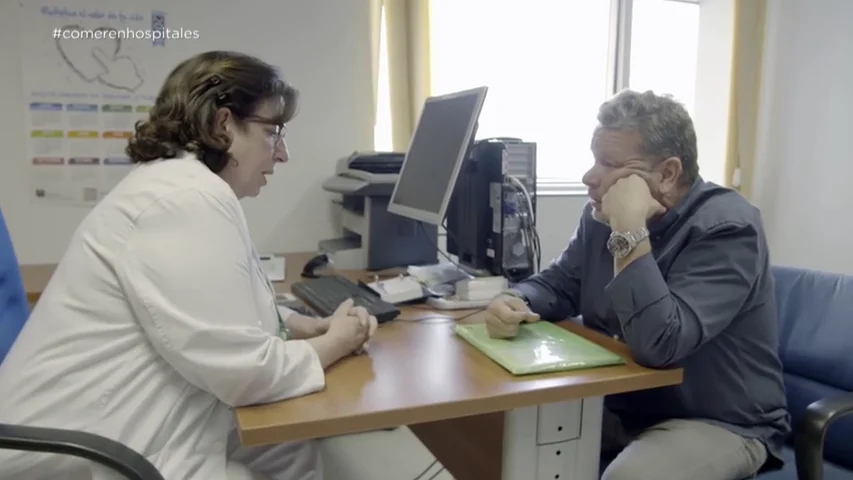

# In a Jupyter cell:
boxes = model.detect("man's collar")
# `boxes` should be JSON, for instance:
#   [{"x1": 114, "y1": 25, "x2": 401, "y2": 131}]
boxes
[{"x1": 648, "y1": 176, "x2": 704, "y2": 234}]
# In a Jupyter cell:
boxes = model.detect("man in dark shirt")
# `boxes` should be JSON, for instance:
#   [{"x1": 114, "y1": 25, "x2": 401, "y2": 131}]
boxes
[{"x1": 484, "y1": 90, "x2": 790, "y2": 480}]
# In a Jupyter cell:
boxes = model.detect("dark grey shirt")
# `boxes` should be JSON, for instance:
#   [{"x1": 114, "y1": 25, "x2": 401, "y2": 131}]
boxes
[{"x1": 512, "y1": 178, "x2": 790, "y2": 464}]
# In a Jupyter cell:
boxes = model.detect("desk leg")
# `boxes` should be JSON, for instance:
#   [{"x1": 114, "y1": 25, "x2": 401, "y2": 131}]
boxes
[{"x1": 502, "y1": 396, "x2": 603, "y2": 480}]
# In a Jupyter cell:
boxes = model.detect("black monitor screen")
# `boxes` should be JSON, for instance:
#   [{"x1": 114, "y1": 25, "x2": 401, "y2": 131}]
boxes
[{"x1": 388, "y1": 87, "x2": 486, "y2": 225}]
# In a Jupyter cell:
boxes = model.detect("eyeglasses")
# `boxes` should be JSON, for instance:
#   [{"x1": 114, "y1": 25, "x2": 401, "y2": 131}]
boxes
[{"x1": 245, "y1": 115, "x2": 286, "y2": 144}]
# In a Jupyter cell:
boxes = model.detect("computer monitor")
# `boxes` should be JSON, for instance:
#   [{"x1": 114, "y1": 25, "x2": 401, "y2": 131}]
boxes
[{"x1": 386, "y1": 86, "x2": 488, "y2": 225}]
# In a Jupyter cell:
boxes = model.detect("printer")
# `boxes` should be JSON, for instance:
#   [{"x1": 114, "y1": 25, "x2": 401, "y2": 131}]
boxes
[
  {"x1": 319, "y1": 152, "x2": 438, "y2": 271},
  {"x1": 321, "y1": 151, "x2": 402, "y2": 196}
]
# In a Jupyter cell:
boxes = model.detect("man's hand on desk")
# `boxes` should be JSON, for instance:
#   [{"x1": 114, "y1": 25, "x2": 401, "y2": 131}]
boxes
[
  {"x1": 306, "y1": 299, "x2": 378, "y2": 369},
  {"x1": 484, "y1": 294, "x2": 540, "y2": 339}
]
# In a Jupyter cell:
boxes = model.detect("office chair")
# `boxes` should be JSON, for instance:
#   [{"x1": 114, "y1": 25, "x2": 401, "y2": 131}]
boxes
[{"x1": 0, "y1": 208, "x2": 164, "y2": 480}]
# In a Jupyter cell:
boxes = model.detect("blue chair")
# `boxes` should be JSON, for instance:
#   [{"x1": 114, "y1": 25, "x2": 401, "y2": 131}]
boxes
[
  {"x1": 759, "y1": 265, "x2": 853, "y2": 480},
  {"x1": 0, "y1": 208, "x2": 164, "y2": 480}
]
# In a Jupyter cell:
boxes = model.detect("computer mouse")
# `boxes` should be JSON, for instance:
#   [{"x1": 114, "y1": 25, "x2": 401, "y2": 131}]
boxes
[{"x1": 301, "y1": 253, "x2": 330, "y2": 278}]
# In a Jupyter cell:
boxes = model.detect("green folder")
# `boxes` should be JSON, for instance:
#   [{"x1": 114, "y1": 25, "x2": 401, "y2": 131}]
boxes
[{"x1": 454, "y1": 322, "x2": 626, "y2": 375}]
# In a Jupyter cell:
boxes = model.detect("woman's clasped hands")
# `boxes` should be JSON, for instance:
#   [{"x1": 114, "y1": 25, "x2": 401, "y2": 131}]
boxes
[
  {"x1": 327, "y1": 298, "x2": 378, "y2": 354},
  {"x1": 307, "y1": 298, "x2": 378, "y2": 368}
]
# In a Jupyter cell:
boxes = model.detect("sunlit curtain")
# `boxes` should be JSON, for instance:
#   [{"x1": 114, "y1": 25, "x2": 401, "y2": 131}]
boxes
[
  {"x1": 383, "y1": 0, "x2": 431, "y2": 151},
  {"x1": 368, "y1": 0, "x2": 383, "y2": 133},
  {"x1": 724, "y1": 0, "x2": 767, "y2": 200}
]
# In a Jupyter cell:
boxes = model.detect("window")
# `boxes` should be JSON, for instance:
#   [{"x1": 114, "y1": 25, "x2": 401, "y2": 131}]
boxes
[
  {"x1": 628, "y1": 0, "x2": 700, "y2": 116},
  {"x1": 428, "y1": 0, "x2": 612, "y2": 189},
  {"x1": 373, "y1": 0, "x2": 701, "y2": 192}
]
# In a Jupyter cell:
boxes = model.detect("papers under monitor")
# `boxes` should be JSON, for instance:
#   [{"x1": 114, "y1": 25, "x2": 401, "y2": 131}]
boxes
[{"x1": 454, "y1": 322, "x2": 626, "y2": 375}]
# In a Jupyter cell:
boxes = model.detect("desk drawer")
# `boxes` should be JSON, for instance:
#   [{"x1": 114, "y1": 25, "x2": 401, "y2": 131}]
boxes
[
  {"x1": 537, "y1": 400, "x2": 582, "y2": 444},
  {"x1": 537, "y1": 439, "x2": 580, "y2": 480}
]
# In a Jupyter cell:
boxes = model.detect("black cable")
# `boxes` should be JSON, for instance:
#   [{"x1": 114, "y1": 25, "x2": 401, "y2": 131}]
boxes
[
  {"x1": 411, "y1": 459, "x2": 438, "y2": 480},
  {"x1": 399, "y1": 306, "x2": 485, "y2": 323},
  {"x1": 517, "y1": 183, "x2": 541, "y2": 272},
  {"x1": 424, "y1": 467, "x2": 446, "y2": 480},
  {"x1": 439, "y1": 219, "x2": 468, "y2": 264},
  {"x1": 418, "y1": 221, "x2": 463, "y2": 270},
  {"x1": 453, "y1": 307, "x2": 486, "y2": 323},
  {"x1": 503, "y1": 180, "x2": 540, "y2": 278}
]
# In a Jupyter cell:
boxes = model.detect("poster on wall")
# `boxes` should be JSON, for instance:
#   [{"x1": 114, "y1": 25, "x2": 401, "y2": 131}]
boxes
[{"x1": 19, "y1": 2, "x2": 199, "y2": 206}]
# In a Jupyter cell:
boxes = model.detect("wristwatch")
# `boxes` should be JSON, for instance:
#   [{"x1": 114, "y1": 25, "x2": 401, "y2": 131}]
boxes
[
  {"x1": 501, "y1": 289, "x2": 530, "y2": 307},
  {"x1": 606, "y1": 227, "x2": 650, "y2": 259}
]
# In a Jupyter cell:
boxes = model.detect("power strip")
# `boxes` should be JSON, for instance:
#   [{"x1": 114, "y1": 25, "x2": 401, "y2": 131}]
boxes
[{"x1": 455, "y1": 276, "x2": 507, "y2": 301}]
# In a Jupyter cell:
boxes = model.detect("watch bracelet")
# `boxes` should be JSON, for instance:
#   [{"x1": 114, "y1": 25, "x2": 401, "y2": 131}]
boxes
[{"x1": 501, "y1": 289, "x2": 530, "y2": 306}]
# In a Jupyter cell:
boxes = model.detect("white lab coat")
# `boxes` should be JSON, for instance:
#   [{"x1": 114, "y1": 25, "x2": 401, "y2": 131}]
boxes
[{"x1": 0, "y1": 154, "x2": 325, "y2": 480}]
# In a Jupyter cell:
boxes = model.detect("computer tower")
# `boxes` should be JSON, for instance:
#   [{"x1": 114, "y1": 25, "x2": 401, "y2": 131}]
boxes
[{"x1": 445, "y1": 138, "x2": 537, "y2": 281}]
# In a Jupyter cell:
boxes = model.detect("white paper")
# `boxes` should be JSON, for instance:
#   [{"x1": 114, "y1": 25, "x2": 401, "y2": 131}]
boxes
[{"x1": 259, "y1": 254, "x2": 287, "y2": 282}]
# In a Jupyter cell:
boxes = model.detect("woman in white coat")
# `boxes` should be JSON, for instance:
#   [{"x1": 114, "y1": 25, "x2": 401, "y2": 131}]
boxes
[{"x1": 0, "y1": 50, "x2": 377, "y2": 480}]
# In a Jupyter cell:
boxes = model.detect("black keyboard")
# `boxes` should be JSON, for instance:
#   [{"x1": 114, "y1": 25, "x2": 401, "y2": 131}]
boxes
[{"x1": 291, "y1": 275, "x2": 400, "y2": 323}]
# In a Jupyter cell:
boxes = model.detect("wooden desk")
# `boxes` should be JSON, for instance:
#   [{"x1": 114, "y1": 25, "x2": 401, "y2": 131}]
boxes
[
  {"x1": 21, "y1": 264, "x2": 54, "y2": 304},
  {"x1": 243, "y1": 254, "x2": 683, "y2": 480},
  {"x1": 20, "y1": 253, "x2": 683, "y2": 480}
]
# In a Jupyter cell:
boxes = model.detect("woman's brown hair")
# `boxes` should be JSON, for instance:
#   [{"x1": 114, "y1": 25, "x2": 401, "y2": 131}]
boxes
[{"x1": 126, "y1": 50, "x2": 298, "y2": 173}]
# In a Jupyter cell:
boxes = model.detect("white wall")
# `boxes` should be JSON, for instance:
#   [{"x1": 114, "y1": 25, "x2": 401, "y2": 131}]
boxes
[
  {"x1": 0, "y1": 0, "x2": 374, "y2": 264},
  {"x1": 752, "y1": 0, "x2": 853, "y2": 273},
  {"x1": 534, "y1": 196, "x2": 586, "y2": 264}
]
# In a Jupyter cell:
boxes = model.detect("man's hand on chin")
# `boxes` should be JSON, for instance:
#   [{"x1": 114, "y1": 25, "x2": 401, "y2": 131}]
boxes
[
  {"x1": 602, "y1": 175, "x2": 662, "y2": 272},
  {"x1": 601, "y1": 175, "x2": 664, "y2": 231}
]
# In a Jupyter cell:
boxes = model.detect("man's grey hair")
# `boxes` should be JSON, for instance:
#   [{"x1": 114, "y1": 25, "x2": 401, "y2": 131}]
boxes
[{"x1": 596, "y1": 89, "x2": 699, "y2": 183}]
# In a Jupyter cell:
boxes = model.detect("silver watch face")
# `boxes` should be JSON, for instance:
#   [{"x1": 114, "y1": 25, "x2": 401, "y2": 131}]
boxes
[{"x1": 607, "y1": 233, "x2": 633, "y2": 258}]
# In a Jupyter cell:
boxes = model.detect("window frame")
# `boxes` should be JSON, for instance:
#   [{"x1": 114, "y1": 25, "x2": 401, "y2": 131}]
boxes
[
  {"x1": 539, "y1": 0, "x2": 700, "y2": 195},
  {"x1": 374, "y1": 0, "x2": 702, "y2": 196}
]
